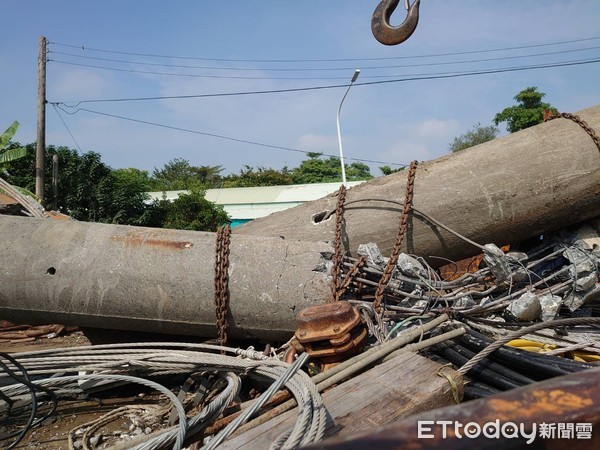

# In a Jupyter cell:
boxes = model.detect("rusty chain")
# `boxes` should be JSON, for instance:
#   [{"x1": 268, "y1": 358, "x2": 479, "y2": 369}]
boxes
[
  {"x1": 544, "y1": 109, "x2": 600, "y2": 154},
  {"x1": 338, "y1": 256, "x2": 366, "y2": 299},
  {"x1": 214, "y1": 224, "x2": 231, "y2": 347},
  {"x1": 330, "y1": 185, "x2": 347, "y2": 302},
  {"x1": 373, "y1": 160, "x2": 418, "y2": 311}
]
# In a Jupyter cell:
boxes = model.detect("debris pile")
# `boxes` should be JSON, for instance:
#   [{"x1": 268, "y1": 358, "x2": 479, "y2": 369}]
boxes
[{"x1": 1, "y1": 99, "x2": 599, "y2": 447}]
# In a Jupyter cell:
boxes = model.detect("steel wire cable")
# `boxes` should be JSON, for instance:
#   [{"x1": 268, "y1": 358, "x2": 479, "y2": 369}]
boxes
[
  {"x1": 130, "y1": 372, "x2": 241, "y2": 450},
  {"x1": 1, "y1": 374, "x2": 187, "y2": 450},
  {"x1": 1, "y1": 345, "x2": 326, "y2": 449},
  {"x1": 203, "y1": 353, "x2": 309, "y2": 450},
  {"x1": 459, "y1": 317, "x2": 600, "y2": 375}
]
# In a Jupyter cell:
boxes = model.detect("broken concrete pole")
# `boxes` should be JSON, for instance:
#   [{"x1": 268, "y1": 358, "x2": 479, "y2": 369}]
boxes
[
  {"x1": 0, "y1": 216, "x2": 333, "y2": 340},
  {"x1": 236, "y1": 104, "x2": 600, "y2": 266}
]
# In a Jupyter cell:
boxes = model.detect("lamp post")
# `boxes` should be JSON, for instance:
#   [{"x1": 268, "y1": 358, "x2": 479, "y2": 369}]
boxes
[{"x1": 336, "y1": 69, "x2": 360, "y2": 186}]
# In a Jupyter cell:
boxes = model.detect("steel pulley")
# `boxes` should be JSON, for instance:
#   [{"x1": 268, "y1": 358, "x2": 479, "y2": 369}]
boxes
[{"x1": 372, "y1": 0, "x2": 421, "y2": 46}]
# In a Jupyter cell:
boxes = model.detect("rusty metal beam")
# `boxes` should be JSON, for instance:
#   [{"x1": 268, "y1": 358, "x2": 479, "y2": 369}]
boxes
[
  {"x1": 305, "y1": 367, "x2": 600, "y2": 449},
  {"x1": 0, "y1": 215, "x2": 333, "y2": 340}
]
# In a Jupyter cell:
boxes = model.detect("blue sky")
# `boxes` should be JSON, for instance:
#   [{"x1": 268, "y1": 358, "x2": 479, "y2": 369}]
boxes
[{"x1": 2, "y1": 1, "x2": 599, "y2": 176}]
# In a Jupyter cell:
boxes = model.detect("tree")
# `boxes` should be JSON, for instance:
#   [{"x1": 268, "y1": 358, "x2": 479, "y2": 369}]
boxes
[
  {"x1": 0, "y1": 121, "x2": 27, "y2": 167},
  {"x1": 493, "y1": 87, "x2": 557, "y2": 133},
  {"x1": 222, "y1": 165, "x2": 293, "y2": 188},
  {"x1": 95, "y1": 168, "x2": 154, "y2": 225},
  {"x1": 448, "y1": 123, "x2": 499, "y2": 153},
  {"x1": 161, "y1": 190, "x2": 229, "y2": 231},
  {"x1": 379, "y1": 165, "x2": 405, "y2": 176},
  {"x1": 150, "y1": 158, "x2": 223, "y2": 191},
  {"x1": 4, "y1": 146, "x2": 153, "y2": 224},
  {"x1": 291, "y1": 153, "x2": 372, "y2": 184}
]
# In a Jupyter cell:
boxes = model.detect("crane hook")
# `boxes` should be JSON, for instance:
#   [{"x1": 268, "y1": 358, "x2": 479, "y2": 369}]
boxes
[{"x1": 372, "y1": 0, "x2": 420, "y2": 46}]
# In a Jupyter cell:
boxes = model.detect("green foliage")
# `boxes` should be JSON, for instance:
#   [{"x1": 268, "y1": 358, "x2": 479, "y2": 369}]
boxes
[
  {"x1": 222, "y1": 165, "x2": 293, "y2": 188},
  {"x1": 150, "y1": 158, "x2": 223, "y2": 191},
  {"x1": 448, "y1": 123, "x2": 499, "y2": 153},
  {"x1": 379, "y1": 165, "x2": 405, "y2": 176},
  {"x1": 95, "y1": 168, "x2": 154, "y2": 225},
  {"x1": 493, "y1": 87, "x2": 557, "y2": 133},
  {"x1": 290, "y1": 153, "x2": 372, "y2": 184},
  {"x1": 161, "y1": 190, "x2": 229, "y2": 231},
  {"x1": 218, "y1": 153, "x2": 373, "y2": 187},
  {"x1": 0, "y1": 121, "x2": 27, "y2": 166},
  {"x1": 3, "y1": 146, "x2": 228, "y2": 231}
]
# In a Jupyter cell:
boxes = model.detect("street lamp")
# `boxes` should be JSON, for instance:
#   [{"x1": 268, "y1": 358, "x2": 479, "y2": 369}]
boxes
[{"x1": 336, "y1": 69, "x2": 360, "y2": 186}]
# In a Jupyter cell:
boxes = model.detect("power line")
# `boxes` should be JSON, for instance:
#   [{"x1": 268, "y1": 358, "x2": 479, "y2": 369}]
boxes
[
  {"x1": 54, "y1": 105, "x2": 409, "y2": 167},
  {"x1": 48, "y1": 36, "x2": 600, "y2": 63},
  {"x1": 47, "y1": 46, "x2": 600, "y2": 72},
  {"x1": 52, "y1": 104, "x2": 83, "y2": 153},
  {"x1": 49, "y1": 57, "x2": 600, "y2": 105},
  {"x1": 49, "y1": 60, "x2": 349, "y2": 80}
]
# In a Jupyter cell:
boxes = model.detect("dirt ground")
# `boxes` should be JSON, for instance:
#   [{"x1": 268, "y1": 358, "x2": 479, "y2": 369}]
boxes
[{"x1": 1, "y1": 330, "x2": 91, "y2": 354}]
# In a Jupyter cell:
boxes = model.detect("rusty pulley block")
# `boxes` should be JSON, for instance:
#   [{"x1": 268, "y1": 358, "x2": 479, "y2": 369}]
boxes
[{"x1": 290, "y1": 302, "x2": 367, "y2": 365}]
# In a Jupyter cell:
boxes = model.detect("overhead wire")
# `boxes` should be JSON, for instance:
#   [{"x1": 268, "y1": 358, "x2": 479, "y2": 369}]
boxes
[
  {"x1": 48, "y1": 36, "x2": 600, "y2": 63},
  {"x1": 44, "y1": 37, "x2": 600, "y2": 172},
  {"x1": 51, "y1": 103, "x2": 84, "y2": 154},
  {"x1": 49, "y1": 57, "x2": 600, "y2": 105},
  {"x1": 47, "y1": 46, "x2": 600, "y2": 72},
  {"x1": 52, "y1": 105, "x2": 409, "y2": 167}
]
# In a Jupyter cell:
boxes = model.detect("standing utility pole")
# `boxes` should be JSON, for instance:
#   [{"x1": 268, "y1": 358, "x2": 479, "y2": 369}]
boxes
[{"x1": 36, "y1": 36, "x2": 47, "y2": 202}]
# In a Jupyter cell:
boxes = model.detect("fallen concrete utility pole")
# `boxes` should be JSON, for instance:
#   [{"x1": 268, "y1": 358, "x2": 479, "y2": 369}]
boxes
[
  {"x1": 0, "y1": 215, "x2": 333, "y2": 340},
  {"x1": 236, "y1": 104, "x2": 600, "y2": 265}
]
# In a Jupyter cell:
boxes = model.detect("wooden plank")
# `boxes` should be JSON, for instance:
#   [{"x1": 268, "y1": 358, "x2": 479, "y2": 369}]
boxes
[{"x1": 222, "y1": 351, "x2": 463, "y2": 449}]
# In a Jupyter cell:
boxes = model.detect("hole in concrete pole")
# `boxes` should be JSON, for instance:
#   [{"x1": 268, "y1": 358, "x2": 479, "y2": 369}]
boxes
[
  {"x1": 47, "y1": 267, "x2": 56, "y2": 275},
  {"x1": 312, "y1": 210, "x2": 330, "y2": 224}
]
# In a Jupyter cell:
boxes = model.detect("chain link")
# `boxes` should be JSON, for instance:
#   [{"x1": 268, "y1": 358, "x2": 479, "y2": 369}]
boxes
[
  {"x1": 338, "y1": 256, "x2": 366, "y2": 299},
  {"x1": 544, "y1": 109, "x2": 600, "y2": 154},
  {"x1": 214, "y1": 224, "x2": 231, "y2": 347},
  {"x1": 373, "y1": 160, "x2": 418, "y2": 311},
  {"x1": 330, "y1": 185, "x2": 347, "y2": 302}
]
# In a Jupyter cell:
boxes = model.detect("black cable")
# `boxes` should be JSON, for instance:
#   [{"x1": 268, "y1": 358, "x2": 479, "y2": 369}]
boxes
[
  {"x1": 47, "y1": 36, "x2": 600, "y2": 63},
  {"x1": 429, "y1": 342, "x2": 523, "y2": 391},
  {"x1": 52, "y1": 103, "x2": 83, "y2": 154},
  {"x1": 463, "y1": 383, "x2": 501, "y2": 400},
  {"x1": 48, "y1": 57, "x2": 600, "y2": 104},
  {"x1": 438, "y1": 340, "x2": 536, "y2": 386},
  {"x1": 48, "y1": 46, "x2": 600, "y2": 72},
  {"x1": 0, "y1": 353, "x2": 58, "y2": 449},
  {"x1": 52, "y1": 105, "x2": 410, "y2": 167},
  {"x1": 459, "y1": 330, "x2": 594, "y2": 379}
]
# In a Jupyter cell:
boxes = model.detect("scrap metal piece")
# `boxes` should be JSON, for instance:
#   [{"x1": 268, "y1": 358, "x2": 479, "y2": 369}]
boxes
[{"x1": 295, "y1": 302, "x2": 367, "y2": 361}]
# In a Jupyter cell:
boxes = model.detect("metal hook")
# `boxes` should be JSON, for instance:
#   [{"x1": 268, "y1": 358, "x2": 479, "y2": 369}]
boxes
[{"x1": 372, "y1": 0, "x2": 421, "y2": 46}]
